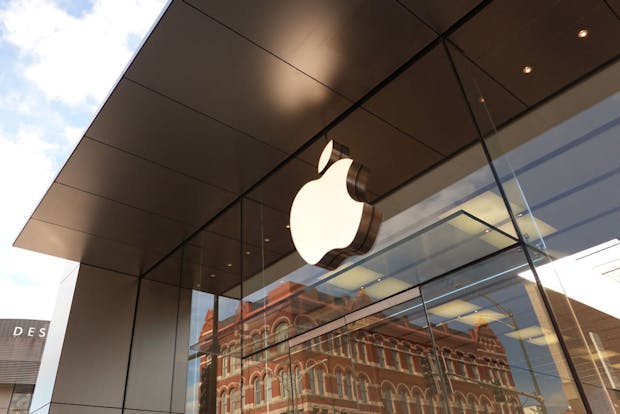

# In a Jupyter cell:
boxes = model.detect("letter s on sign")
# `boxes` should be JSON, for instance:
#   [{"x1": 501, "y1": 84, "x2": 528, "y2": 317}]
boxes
[{"x1": 39, "y1": 328, "x2": 47, "y2": 338}]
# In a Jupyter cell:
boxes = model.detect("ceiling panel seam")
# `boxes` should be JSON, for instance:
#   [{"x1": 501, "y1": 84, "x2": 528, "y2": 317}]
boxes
[
  {"x1": 78, "y1": 261, "x2": 141, "y2": 278},
  {"x1": 358, "y1": 106, "x2": 447, "y2": 157},
  {"x1": 27, "y1": 217, "x2": 169, "y2": 255},
  {"x1": 120, "y1": 76, "x2": 293, "y2": 158},
  {"x1": 49, "y1": 181, "x2": 196, "y2": 228},
  {"x1": 445, "y1": 39, "x2": 528, "y2": 107},
  {"x1": 78, "y1": 136, "x2": 239, "y2": 197},
  {"x1": 180, "y1": 0, "x2": 355, "y2": 101},
  {"x1": 602, "y1": 0, "x2": 620, "y2": 20},
  {"x1": 395, "y1": 0, "x2": 442, "y2": 35}
]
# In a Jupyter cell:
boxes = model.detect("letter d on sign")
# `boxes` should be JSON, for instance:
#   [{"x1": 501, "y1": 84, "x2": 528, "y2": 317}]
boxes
[{"x1": 13, "y1": 326, "x2": 23, "y2": 336}]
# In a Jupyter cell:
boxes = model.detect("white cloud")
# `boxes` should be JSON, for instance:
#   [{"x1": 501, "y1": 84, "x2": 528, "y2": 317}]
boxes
[
  {"x1": 0, "y1": 127, "x2": 71, "y2": 319},
  {"x1": 0, "y1": 0, "x2": 166, "y2": 320},
  {"x1": 0, "y1": 0, "x2": 166, "y2": 106},
  {"x1": 64, "y1": 125, "x2": 83, "y2": 146},
  {"x1": 0, "y1": 127, "x2": 57, "y2": 240}
]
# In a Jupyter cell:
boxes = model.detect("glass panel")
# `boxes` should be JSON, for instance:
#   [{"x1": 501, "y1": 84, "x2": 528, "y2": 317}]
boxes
[
  {"x1": 422, "y1": 248, "x2": 587, "y2": 414},
  {"x1": 344, "y1": 296, "x2": 450, "y2": 414},
  {"x1": 8, "y1": 384, "x2": 34, "y2": 414},
  {"x1": 449, "y1": 32, "x2": 620, "y2": 411},
  {"x1": 289, "y1": 326, "x2": 358, "y2": 414},
  {"x1": 237, "y1": 137, "x2": 521, "y2": 350},
  {"x1": 242, "y1": 337, "x2": 293, "y2": 414},
  {"x1": 240, "y1": 207, "x2": 516, "y2": 358}
]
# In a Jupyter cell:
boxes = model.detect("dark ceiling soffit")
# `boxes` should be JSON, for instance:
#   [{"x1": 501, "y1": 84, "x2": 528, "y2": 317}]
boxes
[
  {"x1": 139, "y1": 0, "x2": 494, "y2": 280},
  {"x1": 11, "y1": 0, "x2": 176, "y2": 250}
]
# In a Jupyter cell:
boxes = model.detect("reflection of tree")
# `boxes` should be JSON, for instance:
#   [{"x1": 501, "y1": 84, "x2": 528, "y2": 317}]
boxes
[{"x1": 194, "y1": 281, "x2": 529, "y2": 414}]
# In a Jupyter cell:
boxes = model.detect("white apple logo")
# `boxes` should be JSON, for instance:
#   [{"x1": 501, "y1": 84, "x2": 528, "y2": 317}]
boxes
[{"x1": 290, "y1": 140, "x2": 382, "y2": 269}]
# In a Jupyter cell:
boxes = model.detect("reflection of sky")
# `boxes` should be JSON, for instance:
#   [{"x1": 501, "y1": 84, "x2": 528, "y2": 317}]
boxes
[
  {"x1": 421, "y1": 253, "x2": 571, "y2": 414},
  {"x1": 190, "y1": 290, "x2": 242, "y2": 346},
  {"x1": 185, "y1": 357, "x2": 200, "y2": 414}
]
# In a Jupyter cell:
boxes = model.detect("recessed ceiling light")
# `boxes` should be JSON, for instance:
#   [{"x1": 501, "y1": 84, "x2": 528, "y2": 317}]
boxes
[
  {"x1": 264, "y1": 238, "x2": 270, "y2": 243},
  {"x1": 227, "y1": 263, "x2": 233, "y2": 267},
  {"x1": 197, "y1": 283, "x2": 201, "y2": 288},
  {"x1": 245, "y1": 251, "x2": 251, "y2": 255},
  {"x1": 210, "y1": 274, "x2": 216, "y2": 278},
  {"x1": 285, "y1": 224, "x2": 290, "y2": 229},
  {"x1": 578, "y1": 29, "x2": 589, "y2": 38},
  {"x1": 479, "y1": 96, "x2": 485, "y2": 103},
  {"x1": 522, "y1": 65, "x2": 533, "y2": 74}
]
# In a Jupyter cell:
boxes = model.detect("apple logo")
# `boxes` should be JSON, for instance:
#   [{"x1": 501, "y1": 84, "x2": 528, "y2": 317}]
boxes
[{"x1": 290, "y1": 140, "x2": 382, "y2": 270}]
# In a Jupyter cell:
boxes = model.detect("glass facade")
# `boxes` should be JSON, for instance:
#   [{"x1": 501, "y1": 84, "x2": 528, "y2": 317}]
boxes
[
  {"x1": 131, "y1": 36, "x2": 620, "y2": 412},
  {"x1": 22, "y1": 2, "x2": 620, "y2": 414},
  {"x1": 124, "y1": 63, "x2": 614, "y2": 414}
]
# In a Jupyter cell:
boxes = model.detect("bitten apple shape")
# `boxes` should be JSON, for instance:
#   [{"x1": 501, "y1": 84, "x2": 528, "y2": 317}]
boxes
[{"x1": 290, "y1": 140, "x2": 382, "y2": 270}]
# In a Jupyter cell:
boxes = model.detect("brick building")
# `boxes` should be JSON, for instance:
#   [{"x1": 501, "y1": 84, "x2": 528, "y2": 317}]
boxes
[{"x1": 198, "y1": 282, "x2": 525, "y2": 414}]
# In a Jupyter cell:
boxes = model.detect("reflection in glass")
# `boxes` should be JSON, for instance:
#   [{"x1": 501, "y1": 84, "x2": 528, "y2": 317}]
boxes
[{"x1": 423, "y1": 248, "x2": 586, "y2": 414}]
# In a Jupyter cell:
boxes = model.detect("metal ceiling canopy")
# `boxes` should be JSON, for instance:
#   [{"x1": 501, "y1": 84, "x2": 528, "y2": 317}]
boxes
[{"x1": 14, "y1": 0, "x2": 620, "y2": 278}]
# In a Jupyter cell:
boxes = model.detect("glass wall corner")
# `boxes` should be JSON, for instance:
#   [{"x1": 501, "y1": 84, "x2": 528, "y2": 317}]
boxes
[{"x1": 446, "y1": 30, "x2": 620, "y2": 412}]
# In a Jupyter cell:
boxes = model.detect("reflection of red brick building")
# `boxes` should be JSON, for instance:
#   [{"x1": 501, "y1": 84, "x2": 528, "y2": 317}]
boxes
[{"x1": 198, "y1": 282, "x2": 524, "y2": 414}]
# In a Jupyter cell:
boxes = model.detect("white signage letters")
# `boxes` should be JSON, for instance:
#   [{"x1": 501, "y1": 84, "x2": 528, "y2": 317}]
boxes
[{"x1": 12, "y1": 325, "x2": 47, "y2": 338}]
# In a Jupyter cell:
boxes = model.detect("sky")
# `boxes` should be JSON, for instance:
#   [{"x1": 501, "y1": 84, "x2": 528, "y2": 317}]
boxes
[{"x1": 0, "y1": 0, "x2": 167, "y2": 320}]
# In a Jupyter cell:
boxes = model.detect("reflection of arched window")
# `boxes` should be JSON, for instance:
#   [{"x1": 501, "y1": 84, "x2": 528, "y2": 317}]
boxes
[
  {"x1": 405, "y1": 348, "x2": 414, "y2": 373},
  {"x1": 262, "y1": 331, "x2": 269, "y2": 358},
  {"x1": 345, "y1": 373, "x2": 353, "y2": 398},
  {"x1": 231, "y1": 344, "x2": 239, "y2": 372},
  {"x1": 308, "y1": 368, "x2": 315, "y2": 394},
  {"x1": 357, "y1": 377, "x2": 368, "y2": 402},
  {"x1": 392, "y1": 346, "x2": 401, "y2": 370},
  {"x1": 413, "y1": 391, "x2": 423, "y2": 413},
  {"x1": 317, "y1": 367, "x2": 325, "y2": 394},
  {"x1": 252, "y1": 334, "x2": 261, "y2": 361},
  {"x1": 455, "y1": 396, "x2": 466, "y2": 414},
  {"x1": 482, "y1": 399, "x2": 492, "y2": 414},
  {"x1": 222, "y1": 348, "x2": 229, "y2": 376},
  {"x1": 275, "y1": 322, "x2": 289, "y2": 353},
  {"x1": 231, "y1": 389, "x2": 240, "y2": 413},
  {"x1": 221, "y1": 391, "x2": 227, "y2": 414},
  {"x1": 456, "y1": 356, "x2": 467, "y2": 377},
  {"x1": 265, "y1": 374, "x2": 272, "y2": 402},
  {"x1": 254, "y1": 377, "x2": 261, "y2": 405},
  {"x1": 336, "y1": 370, "x2": 344, "y2": 398},
  {"x1": 376, "y1": 338, "x2": 385, "y2": 366},
  {"x1": 382, "y1": 388, "x2": 394, "y2": 414},
  {"x1": 467, "y1": 396, "x2": 478, "y2": 414},
  {"x1": 399, "y1": 390, "x2": 409, "y2": 414},
  {"x1": 279, "y1": 370, "x2": 289, "y2": 398},
  {"x1": 294, "y1": 367, "x2": 302, "y2": 396},
  {"x1": 359, "y1": 339, "x2": 367, "y2": 362},
  {"x1": 444, "y1": 351, "x2": 454, "y2": 373}
]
